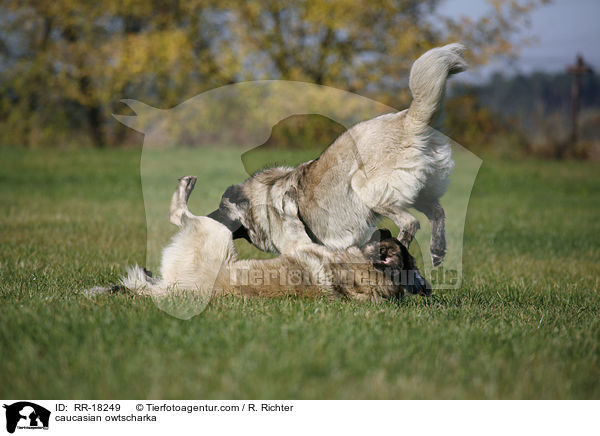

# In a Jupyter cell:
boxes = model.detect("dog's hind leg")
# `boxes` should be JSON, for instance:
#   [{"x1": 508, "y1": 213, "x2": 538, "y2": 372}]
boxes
[
  {"x1": 169, "y1": 176, "x2": 197, "y2": 227},
  {"x1": 416, "y1": 200, "x2": 446, "y2": 267}
]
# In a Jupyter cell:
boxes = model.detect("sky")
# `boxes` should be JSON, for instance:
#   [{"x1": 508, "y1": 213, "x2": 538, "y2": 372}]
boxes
[{"x1": 437, "y1": 0, "x2": 600, "y2": 80}]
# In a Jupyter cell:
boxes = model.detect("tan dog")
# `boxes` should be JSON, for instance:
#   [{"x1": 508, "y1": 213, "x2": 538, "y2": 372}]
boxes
[
  {"x1": 207, "y1": 44, "x2": 467, "y2": 266},
  {"x1": 119, "y1": 176, "x2": 430, "y2": 301}
]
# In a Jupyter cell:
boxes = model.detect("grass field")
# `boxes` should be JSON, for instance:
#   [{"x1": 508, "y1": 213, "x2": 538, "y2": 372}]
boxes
[{"x1": 1, "y1": 146, "x2": 599, "y2": 399}]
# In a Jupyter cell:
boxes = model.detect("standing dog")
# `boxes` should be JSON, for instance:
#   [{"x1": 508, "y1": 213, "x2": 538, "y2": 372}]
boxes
[
  {"x1": 208, "y1": 43, "x2": 467, "y2": 266},
  {"x1": 118, "y1": 176, "x2": 430, "y2": 301}
]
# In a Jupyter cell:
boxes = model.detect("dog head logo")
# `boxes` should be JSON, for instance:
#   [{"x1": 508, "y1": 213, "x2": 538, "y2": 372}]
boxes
[
  {"x1": 3, "y1": 402, "x2": 50, "y2": 433},
  {"x1": 115, "y1": 80, "x2": 481, "y2": 319}
]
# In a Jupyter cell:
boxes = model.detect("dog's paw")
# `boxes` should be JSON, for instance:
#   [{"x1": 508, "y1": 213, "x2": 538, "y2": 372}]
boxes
[
  {"x1": 430, "y1": 233, "x2": 446, "y2": 267},
  {"x1": 430, "y1": 250, "x2": 445, "y2": 267},
  {"x1": 398, "y1": 230, "x2": 415, "y2": 247},
  {"x1": 178, "y1": 175, "x2": 197, "y2": 198}
]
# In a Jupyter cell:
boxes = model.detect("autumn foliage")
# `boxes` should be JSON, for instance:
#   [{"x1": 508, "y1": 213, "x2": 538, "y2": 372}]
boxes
[{"x1": 0, "y1": 0, "x2": 545, "y2": 148}]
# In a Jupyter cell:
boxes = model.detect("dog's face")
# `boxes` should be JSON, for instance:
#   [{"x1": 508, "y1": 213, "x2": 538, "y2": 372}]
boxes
[
  {"x1": 207, "y1": 184, "x2": 252, "y2": 242},
  {"x1": 361, "y1": 229, "x2": 431, "y2": 296}
]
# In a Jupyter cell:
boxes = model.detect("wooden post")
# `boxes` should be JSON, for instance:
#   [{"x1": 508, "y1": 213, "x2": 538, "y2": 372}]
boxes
[{"x1": 566, "y1": 54, "x2": 592, "y2": 147}]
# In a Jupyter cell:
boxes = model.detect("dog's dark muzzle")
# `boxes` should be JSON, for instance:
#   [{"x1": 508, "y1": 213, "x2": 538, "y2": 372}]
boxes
[{"x1": 404, "y1": 269, "x2": 432, "y2": 296}]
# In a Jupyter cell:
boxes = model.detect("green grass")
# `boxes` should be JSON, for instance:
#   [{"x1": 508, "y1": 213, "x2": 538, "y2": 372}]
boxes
[{"x1": 0, "y1": 146, "x2": 599, "y2": 399}]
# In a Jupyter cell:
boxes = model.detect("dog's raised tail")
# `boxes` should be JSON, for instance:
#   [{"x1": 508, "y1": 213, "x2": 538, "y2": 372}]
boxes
[{"x1": 407, "y1": 43, "x2": 467, "y2": 129}]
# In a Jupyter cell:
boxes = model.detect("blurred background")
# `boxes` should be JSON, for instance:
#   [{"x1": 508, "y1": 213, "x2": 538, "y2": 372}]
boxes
[
  {"x1": 2, "y1": 1, "x2": 599, "y2": 400},
  {"x1": 1, "y1": 0, "x2": 599, "y2": 159}
]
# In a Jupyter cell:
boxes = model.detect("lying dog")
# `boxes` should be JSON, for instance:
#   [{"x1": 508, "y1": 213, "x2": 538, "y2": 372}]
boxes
[
  {"x1": 118, "y1": 176, "x2": 430, "y2": 301},
  {"x1": 208, "y1": 44, "x2": 467, "y2": 266}
]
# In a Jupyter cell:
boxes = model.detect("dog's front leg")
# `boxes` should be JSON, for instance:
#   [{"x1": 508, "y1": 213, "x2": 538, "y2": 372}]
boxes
[
  {"x1": 169, "y1": 176, "x2": 197, "y2": 227},
  {"x1": 274, "y1": 188, "x2": 319, "y2": 254},
  {"x1": 351, "y1": 171, "x2": 420, "y2": 248},
  {"x1": 370, "y1": 205, "x2": 421, "y2": 248},
  {"x1": 393, "y1": 210, "x2": 421, "y2": 247},
  {"x1": 416, "y1": 200, "x2": 446, "y2": 267}
]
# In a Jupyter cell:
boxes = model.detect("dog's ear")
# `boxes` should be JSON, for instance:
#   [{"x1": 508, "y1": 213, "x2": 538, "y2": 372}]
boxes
[{"x1": 368, "y1": 228, "x2": 393, "y2": 243}]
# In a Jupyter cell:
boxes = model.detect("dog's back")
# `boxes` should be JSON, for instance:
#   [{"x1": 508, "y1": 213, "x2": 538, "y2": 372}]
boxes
[{"x1": 295, "y1": 44, "x2": 466, "y2": 250}]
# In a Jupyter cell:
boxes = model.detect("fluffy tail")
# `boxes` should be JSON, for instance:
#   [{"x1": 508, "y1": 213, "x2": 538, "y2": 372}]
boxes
[
  {"x1": 82, "y1": 265, "x2": 157, "y2": 296},
  {"x1": 407, "y1": 43, "x2": 467, "y2": 128},
  {"x1": 119, "y1": 265, "x2": 158, "y2": 295}
]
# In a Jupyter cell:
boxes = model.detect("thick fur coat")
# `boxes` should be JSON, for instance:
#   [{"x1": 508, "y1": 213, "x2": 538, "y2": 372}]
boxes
[
  {"x1": 119, "y1": 177, "x2": 430, "y2": 301},
  {"x1": 208, "y1": 44, "x2": 467, "y2": 266}
]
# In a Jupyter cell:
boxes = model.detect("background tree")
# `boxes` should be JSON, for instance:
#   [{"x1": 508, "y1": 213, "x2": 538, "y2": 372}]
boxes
[{"x1": 0, "y1": 0, "x2": 546, "y2": 148}]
